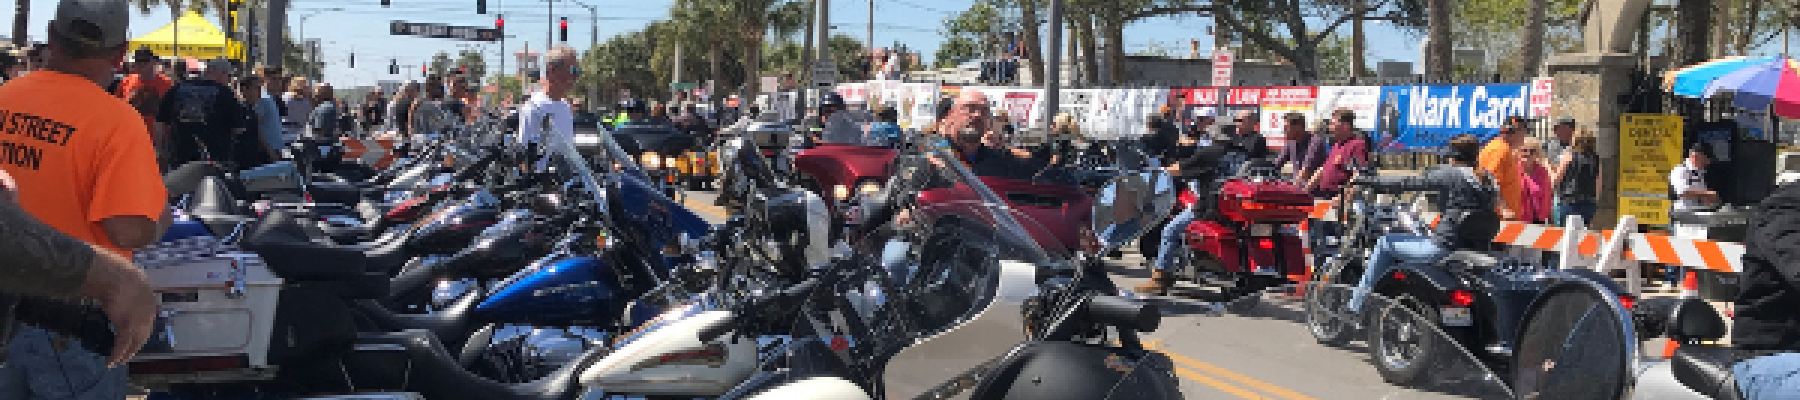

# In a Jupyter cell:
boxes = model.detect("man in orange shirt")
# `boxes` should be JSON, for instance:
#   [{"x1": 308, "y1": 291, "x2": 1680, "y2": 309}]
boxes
[
  {"x1": 0, "y1": 1, "x2": 169, "y2": 397},
  {"x1": 1479, "y1": 116, "x2": 1529, "y2": 221},
  {"x1": 114, "y1": 49, "x2": 173, "y2": 165}
]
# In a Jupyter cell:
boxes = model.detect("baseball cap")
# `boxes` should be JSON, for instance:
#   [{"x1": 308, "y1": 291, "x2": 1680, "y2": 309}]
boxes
[
  {"x1": 132, "y1": 48, "x2": 158, "y2": 63},
  {"x1": 50, "y1": 0, "x2": 131, "y2": 49},
  {"x1": 202, "y1": 58, "x2": 234, "y2": 75}
]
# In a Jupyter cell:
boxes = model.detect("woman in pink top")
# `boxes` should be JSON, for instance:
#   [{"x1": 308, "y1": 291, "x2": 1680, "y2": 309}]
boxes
[{"x1": 1516, "y1": 137, "x2": 1555, "y2": 224}]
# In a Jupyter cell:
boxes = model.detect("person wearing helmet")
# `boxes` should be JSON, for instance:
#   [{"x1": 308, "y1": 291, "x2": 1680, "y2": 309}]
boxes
[{"x1": 801, "y1": 92, "x2": 849, "y2": 145}]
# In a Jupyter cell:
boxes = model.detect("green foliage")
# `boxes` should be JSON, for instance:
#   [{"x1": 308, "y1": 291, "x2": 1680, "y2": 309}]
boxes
[{"x1": 1449, "y1": 0, "x2": 1583, "y2": 77}]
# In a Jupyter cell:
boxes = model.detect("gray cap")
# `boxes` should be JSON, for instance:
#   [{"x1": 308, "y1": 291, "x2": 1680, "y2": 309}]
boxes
[
  {"x1": 202, "y1": 58, "x2": 234, "y2": 75},
  {"x1": 50, "y1": 0, "x2": 131, "y2": 49}
]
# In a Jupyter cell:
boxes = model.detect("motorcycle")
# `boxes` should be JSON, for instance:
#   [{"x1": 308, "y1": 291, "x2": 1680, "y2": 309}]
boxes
[
  {"x1": 709, "y1": 135, "x2": 1183, "y2": 399},
  {"x1": 1302, "y1": 178, "x2": 1648, "y2": 398},
  {"x1": 1150, "y1": 161, "x2": 1314, "y2": 298}
]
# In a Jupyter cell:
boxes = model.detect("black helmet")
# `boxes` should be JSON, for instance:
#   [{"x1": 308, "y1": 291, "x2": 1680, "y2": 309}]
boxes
[
  {"x1": 619, "y1": 98, "x2": 647, "y2": 113},
  {"x1": 818, "y1": 92, "x2": 845, "y2": 108}
]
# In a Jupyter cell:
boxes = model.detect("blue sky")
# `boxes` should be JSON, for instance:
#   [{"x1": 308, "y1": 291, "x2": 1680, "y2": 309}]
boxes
[{"x1": 3, "y1": 0, "x2": 1794, "y2": 88}]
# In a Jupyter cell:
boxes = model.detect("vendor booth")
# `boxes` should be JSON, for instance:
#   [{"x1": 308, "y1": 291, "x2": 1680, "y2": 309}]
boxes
[{"x1": 130, "y1": 11, "x2": 246, "y2": 61}]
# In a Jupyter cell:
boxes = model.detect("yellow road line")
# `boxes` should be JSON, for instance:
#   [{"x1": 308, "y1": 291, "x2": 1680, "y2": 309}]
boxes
[
  {"x1": 1146, "y1": 340, "x2": 1317, "y2": 400},
  {"x1": 1173, "y1": 366, "x2": 1265, "y2": 399}
]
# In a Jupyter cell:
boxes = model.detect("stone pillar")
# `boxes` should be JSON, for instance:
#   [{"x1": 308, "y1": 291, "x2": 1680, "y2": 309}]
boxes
[{"x1": 1547, "y1": 53, "x2": 1639, "y2": 227}]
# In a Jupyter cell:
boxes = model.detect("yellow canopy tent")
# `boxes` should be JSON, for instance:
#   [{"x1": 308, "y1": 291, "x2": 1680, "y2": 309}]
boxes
[{"x1": 130, "y1": 11, "x2": 245, "y2": 61}]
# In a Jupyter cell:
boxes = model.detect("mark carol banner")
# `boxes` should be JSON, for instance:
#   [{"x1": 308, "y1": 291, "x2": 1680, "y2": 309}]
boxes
[{"x1": 1378, "y1": 84, "x2": 1532, "y2": 151}]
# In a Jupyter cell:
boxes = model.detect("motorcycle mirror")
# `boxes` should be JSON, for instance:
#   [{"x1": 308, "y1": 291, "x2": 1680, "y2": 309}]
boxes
[{"x1": 1090, "y1": 172, "x2": 1173, "y2": 254}]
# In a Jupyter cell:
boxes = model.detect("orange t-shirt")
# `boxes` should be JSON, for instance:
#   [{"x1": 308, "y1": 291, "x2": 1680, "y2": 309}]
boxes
[
  {"x1": 115, "y1": 73, "x2": 175, "y2": 132},
  {"x1": 0, "y1": 71, "x2": 168, "y2": 254},
  {"x1": 1478, "y1": 138, "x2": 1523, "y2": 219}
]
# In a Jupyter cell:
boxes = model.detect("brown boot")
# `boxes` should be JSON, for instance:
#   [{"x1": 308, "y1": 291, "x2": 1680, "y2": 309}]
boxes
[{"x1": 1136, "y1": 270, "x2": 1177, "y2": 295}]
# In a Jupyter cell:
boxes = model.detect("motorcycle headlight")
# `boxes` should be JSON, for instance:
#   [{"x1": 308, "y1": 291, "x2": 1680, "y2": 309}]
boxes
[
  {"x1": 666, "y1": 156, "x2": 680, "y2": 170},
  {"x1": 641, "y1": 152, "x2": 662, "y2": 169},
  {"x1": 859, "y1": 182, "x2": 881, "y2": 196},
  {"x1": 832, "y1": 184, "x2": 850, "y2": 201}
]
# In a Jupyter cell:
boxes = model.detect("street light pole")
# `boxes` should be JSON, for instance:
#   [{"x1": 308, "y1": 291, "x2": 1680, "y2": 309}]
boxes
[{"x1": 1043, "y1": 0, "x2": 1061, "y2": 135}]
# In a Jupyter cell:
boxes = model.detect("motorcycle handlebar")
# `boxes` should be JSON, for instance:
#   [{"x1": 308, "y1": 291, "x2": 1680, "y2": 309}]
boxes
[{"x1": 698, "y1": 277, "x2": 826, "y2": 343}]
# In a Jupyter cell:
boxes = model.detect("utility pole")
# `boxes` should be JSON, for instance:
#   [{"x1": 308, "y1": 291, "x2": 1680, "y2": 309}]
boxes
[
  {"x1": 867, "y1": 0, "x2": 875, "y2": 52},
  {"x1": 1352, "y1": 0, "x2": 1365, "y2": 79},
  {"x1": 1043, "y1": 0, "x2": 1062, "y2": 136},
  {"x1": 12, "y1": 0, "x2": 28, "y2": 47},
  {"x1": 547, "y1": 0, "x2": 555, "y2": 51},
  {"x1": 673, "y1": 43, "x2": 684, "y2": 89},
  {"x1": 266, "y1": 0, "x2": 289, "y2": 68}
]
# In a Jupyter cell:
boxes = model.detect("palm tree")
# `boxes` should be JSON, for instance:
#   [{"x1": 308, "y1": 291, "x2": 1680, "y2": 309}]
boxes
[
  {"x1": 669, "y1": 0, "x2": 807, "y2": 96},
  {"x1": 1520, "y1": 0, "x2": 1547, "y2": 77},
  {"x1": 1425, "y1": 0, "x2": 1451, "y2": 80}
]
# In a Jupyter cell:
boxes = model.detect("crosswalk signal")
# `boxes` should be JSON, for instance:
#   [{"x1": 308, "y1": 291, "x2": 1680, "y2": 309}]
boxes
[
  {"x1": 559, "y1": 17, "x2": 568, "y2": 42},
  {"x1": 477, "y1": 0, "x2": 486, "y2": 14}
]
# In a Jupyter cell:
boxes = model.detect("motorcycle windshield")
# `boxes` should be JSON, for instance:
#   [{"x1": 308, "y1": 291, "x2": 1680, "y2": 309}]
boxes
[{"x1": 817, "y1": 109, "x2": 889, "y2": 146}]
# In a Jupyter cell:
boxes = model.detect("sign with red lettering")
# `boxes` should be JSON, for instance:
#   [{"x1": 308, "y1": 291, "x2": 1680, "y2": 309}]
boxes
[
  {"x1": 1529, "y1": 77, "x2": 1554, "y2": 117},
  {"x1": 1211, "y1": 48, "x2": 1234, "y2": 87},
  {"x1": 1227, "y1": 87, "x2": 1264, "y2": 106}
]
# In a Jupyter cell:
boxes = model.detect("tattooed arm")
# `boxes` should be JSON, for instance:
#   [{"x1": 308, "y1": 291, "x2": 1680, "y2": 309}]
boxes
[{"x1": 0, "y1": 171, "x2": 158, "y2": 366}]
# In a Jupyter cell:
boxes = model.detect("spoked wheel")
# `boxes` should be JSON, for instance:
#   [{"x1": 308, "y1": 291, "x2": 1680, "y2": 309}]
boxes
[
  {"x1": 1369, "y1": 295, "x2": 1442, "y2": 386},
  {"x1": 1510, "y1": 288, "x2": 1629, "y2": 400},
  {"x1": 1305, "y1": 259, "x2": 1363, "y2": 346}
]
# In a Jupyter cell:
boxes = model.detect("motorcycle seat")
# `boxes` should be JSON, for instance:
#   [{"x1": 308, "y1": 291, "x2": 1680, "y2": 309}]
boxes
[
  {"x1": 248, "y1": 241, "x2": 373, "y2": 282},
  {"x1": 1672, "y1": 346, "x2": 1745, "y2": 400},
  {"x1": 1440, "y1": 251, "x2": 1500, "y2": 269}
]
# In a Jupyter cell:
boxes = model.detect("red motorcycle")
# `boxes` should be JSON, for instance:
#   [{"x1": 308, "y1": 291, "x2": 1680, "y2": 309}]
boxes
[
  {"x1": 795, "y1": 139, "x2": 1095, "y2": 256},
  {"x1": 1153, "y1": 172, "x2": 1314, "y2": 297}
]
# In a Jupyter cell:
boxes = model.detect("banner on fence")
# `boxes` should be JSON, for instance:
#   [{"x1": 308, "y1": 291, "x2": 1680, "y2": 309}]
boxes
[
  {"x1": 1058, "y1": 89, "x2": 1101, "y2": 135},
  {"x1": 1379, "y1": 84, "x2": 1531, "y2": 150},
  {"x1": 1311, "y1": 86, "x2": 1381, "y2": 132},
  {"x1": 1529, "y1": 78, "x2": 1554, "y2": 117},
  {"x1": 1617, "y1": 114, "x2": 1684, "y2": 226},
  {"x1": 835, "y1": 82, "x2": 870, "y2": 105},
  {"x1": 1259, "y1": 86, "x2": 1316, "y2": 149},
  {"x1": 1170, "y1": 87, "x2": 1222, "y2": 127}
]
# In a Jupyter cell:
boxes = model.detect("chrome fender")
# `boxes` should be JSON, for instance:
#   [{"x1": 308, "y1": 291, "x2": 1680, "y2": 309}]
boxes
[{"x1": 579, "y1": 310, "x2": 760, "y2": 396}]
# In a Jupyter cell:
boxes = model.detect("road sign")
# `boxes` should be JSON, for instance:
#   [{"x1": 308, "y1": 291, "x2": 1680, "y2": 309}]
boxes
[
  {"x1": 1211, "y1": 47, "x2": 1234, "y2": 87},
  {"x1": 812, "y1": 61, "x2": 839, "y2": 87},
  {"x1": 670, "y1": 82, "x2": 698, "y2": 90},
  {"x1": 390, "y1": 21, "x2": 503, "y2": 42}
]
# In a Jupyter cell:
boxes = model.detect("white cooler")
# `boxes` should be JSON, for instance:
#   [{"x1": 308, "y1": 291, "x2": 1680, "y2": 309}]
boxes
[{"x1": 131, "y1": 236, "x2": 284, "y2": 370}]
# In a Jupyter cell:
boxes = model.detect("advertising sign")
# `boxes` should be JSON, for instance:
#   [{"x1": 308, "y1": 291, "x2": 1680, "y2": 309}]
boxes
[
  {"x1": 1529, "y1": 77, "x2": 1554, "y2": 117},
  {"x1": 1378, "y1": 84, "x2": 1531, "y2": 150},
  {"x1": 1170, "y1": 87, "x2": 1221, "y2": 127},
  {"x1": 1311, "y1": 86, "x2": 1382, "y2": 132},
  {"x1": 1617, "y1": 114, "x2": 1685, "y2": 226},
  {"x1": 1258, "y1": 86, "x2": 1317, "y2": 149},
  {"x1": 1211, "y1": 48, "x2": 1234, "y2": 87}
]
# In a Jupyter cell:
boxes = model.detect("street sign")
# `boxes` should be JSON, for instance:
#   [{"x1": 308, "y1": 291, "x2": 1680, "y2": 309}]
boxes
[
  {"x1": 390, "y1": 21, "x2": 503, "y2": 42},
  {"x1": 812, "y1": 61, "x2": 838, "y2": 87},
  {"x1": 1211, "y1": 47, "x2": 1234, "y2": 87},
  {"x1": 670, "y1": 82, "x2": 698, "y2": 90}
]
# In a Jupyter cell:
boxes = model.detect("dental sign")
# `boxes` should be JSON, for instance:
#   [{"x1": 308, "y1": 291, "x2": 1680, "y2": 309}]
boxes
[{"x1": 1379, "y1": 84, "x2": 1530, "y2": 149}]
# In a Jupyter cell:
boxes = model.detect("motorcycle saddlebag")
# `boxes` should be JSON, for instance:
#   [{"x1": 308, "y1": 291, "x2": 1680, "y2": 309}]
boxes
[{"x1": 1185, "y1": 221, "x2": 1242, "y2": 272}]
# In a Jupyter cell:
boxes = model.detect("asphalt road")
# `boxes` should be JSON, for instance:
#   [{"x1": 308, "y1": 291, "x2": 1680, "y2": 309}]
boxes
[{"x1": 676, "y1": 188, "x2": 1715, "y2": 400}]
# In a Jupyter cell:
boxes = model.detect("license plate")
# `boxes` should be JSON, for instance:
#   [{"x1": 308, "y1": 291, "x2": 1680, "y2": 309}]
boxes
[
  {"x1": 1441, "y1": 306, "x2": 1473, "y2": 327},
  {"x1": 1253, "y1": 266, "x2": 1280, "y2": 276},
  {"x1": 1250, "y1": 224, "x2": 1274, "y2": 237}
]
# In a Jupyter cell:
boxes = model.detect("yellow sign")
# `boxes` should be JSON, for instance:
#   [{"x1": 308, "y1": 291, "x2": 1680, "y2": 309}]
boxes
[{"x1": 1617, "y1": 114, "x2": 1684, "y2": 226}]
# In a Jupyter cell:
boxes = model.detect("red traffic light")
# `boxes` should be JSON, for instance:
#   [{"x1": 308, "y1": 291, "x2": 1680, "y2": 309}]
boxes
[
  {"x1": 559, "y1": 17, "x2": 568, "y2": 29},
  {"x1": 496, "y1": 16, "x2": 505, "y2": 28}
]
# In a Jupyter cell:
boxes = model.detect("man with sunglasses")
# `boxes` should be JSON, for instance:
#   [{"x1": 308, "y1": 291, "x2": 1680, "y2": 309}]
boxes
[{"x1": 515, "y1": 47, "x2": 579, "y2": 158}]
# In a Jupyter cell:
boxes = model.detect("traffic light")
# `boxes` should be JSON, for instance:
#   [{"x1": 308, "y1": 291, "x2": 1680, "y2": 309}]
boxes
[
  {"x1": 349, "y1": 53, "x2": 355, "y2": 68},
  {"x1": 382, "y1": 0, "x2": 390, "y2": 6},
  {"x1": 496, "y1": 15, "x2": 505, "y2": 34},
  {"x1": 559, "y1": 17, "x2": 568, "y2": 42},
  {"x1": 477, "y1": 0, "x2": 486, "y2": 14},
  {"x1": 390, "y1": 59, "x2": 398, "y2": 74},
  {"x1": 225, "y1": 0, "x2": 240, "y2": 40}
]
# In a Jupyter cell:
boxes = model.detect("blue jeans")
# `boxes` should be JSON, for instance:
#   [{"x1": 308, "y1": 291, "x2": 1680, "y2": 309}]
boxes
[
  {"x1": 1553, "y1": 200, "x2": 1598, "y2": 226},
  {"x1": 1735, "y1": 353, "x2": 1800, "y2": 400},
  {"x1": 1154, "y1": 207, "x2": 1198, "y2": 272},
  {"x1": 1347, "y1": 235, "x2": 1447, "y2": 313},
  {"x1": 0, "y1": 325, "x2": 128, "y2": 400}
]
